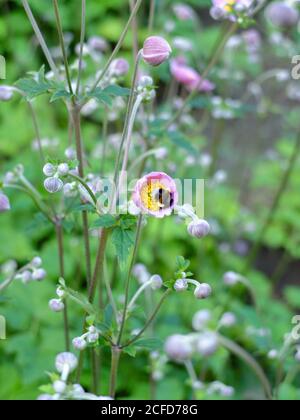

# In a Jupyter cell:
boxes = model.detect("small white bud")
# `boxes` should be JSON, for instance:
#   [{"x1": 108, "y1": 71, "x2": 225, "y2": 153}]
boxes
[
  {"x1": 150, "y1": 275, "x2": 163, "y2": 290},
  {"x1": 188, "y1": 219, "x2": 210, "y2": 239},
  {"x1": 174, "y1": 278, "x2": 188, "y2": 292},
  {"x1": 56, "y1": 286, "x2": 65, "y2": 298},
  {"x1": 44, "y1": 177, "x2": 64, "y2": 194},
  {"x1": 65, "y1": 147, "x2": 76, "y2": 160},
  {"x1": 32, "y1": 268, "x2": 46, "y2": 281},
  {"x1": 197, "y1": 332, "x2": 218, "y2": 356},
  {"x1": 49, "y1": 299, "x2": 65, "y2": 312},
  {"x1": 57, "y1": 163, "x2": 69, "y2": 177},
  {"x1": 192, "y1": 310, "x2": 211, "y2": 331},
  {"x1": 53, "y1": 380, "x2": 66, "y2": 394},
  {"x1": 194, "y1": 283, "x2": 212, "y2": 300},
  {"x1": 31, "y1": 256, "x2": 42, "y2": 267},
  {"x1": 55, "y1": 352, "x2": 78, "y2": 374},
  {"x1": 87, "y1": 332, "x2": 99, "y2": 344},
  {"x1": 165, "y1": 334, "x2": 193, "y2": 361},
  {"x1": 220, "y1": 312, "x2": 237, "y2": 328},
  {"x1": 139, "y1": 75, "x2": 154, "y2": 88},
  {"x1": 268, "y1": 349, "x2": 278, "y2": 360},
  {"x1": 43, "y1": 163, "x2": 56, "y2": 177},
  {"x1": 223, "y1": 271, "x2": 241, "y2": 286},
  {"x1": 20, "y1": 270, "x2": 33, "y2": 284},
  {"x1": 72, "y1": 337, "x2": 88, "y2": 351}
]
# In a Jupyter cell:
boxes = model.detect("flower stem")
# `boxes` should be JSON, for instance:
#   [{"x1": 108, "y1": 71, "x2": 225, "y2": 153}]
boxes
[
  {"x1": 90, "y1": 0, "x2": 143, "y2": 91},
  {"x1": 217, "y1": 334, "x2": 273, "y2": 400},
  {"x1": 22, "y1": 0, "x2": 59, "y2": 78},
  {"x1": 109, "y1": 346, "x2": 122, "y2": 398},
  {"x1": 117, "y1": 214, "x2": 143, "y2": 346},
  {"x1": 68, "y1": 173, "x2": 97, "y2": 206},
  {"x1": 148, "y1": 0, "x2": 156, "y2": 32},
  {"x1": 245, "y1": 132, "x2": 300, "y2": 271},
  {"x1": 122, "y1": 289, "x2": 171, "y2": 349},
  {"x1": 26, "y1": 101, "x2": 44, "y2": 162},
  {"x1": 52, "y1": 0, "x2": 74, "y2": 96},
  {"x1": 55, "y1": 220, "x2": 70, "y2": 351},
  {"x1": 76, "y1": 0, "x2": 86, "y2": 95}
]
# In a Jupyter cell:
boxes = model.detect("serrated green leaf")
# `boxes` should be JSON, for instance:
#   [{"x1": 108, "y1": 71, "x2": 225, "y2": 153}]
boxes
[
  {"x1": 91, "y1": 214, "x2": 117, "y2": 228},
  {"x1": 50, "y1": 89, "x2": 72, "y2": 103},
  {"x1": 133, "y1": 338, "x2": 163, "y2": 350},
  {"x1": 123, "y1": 345, "x2": 137, "y2": 357},
  {"x1": 102, "y1": 85, "x2": 130, "y2": 97},
  {"x1": 111, "y1": 226, "x2": 135, "y2": 266}
]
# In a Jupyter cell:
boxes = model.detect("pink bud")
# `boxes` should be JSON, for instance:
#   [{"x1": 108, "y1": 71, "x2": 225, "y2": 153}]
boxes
[
  {"x1": 0, "y1": 193, "x2": 11, "y2": 213},
  {"x1": 194, "y1": 283, "x2": 212, "y2": 299},
  {"x1": 142, "y1": 36, "x2": 172, "y2": 67},
  {"x1": 111, "y1": 58, "x2": 130, "y2": 77}
]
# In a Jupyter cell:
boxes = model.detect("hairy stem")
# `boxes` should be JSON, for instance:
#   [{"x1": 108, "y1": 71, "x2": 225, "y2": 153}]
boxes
[
  {"x1": 76, "y1": 0, "x2": 86, "y2": 95},
  {"x1": 109, "y1": 346, "x2": 122, "y2": 398}
]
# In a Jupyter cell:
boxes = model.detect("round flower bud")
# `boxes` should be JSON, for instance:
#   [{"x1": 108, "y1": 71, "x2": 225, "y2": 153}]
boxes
[
  {"x1": 0, "y1": 193, "x2": 11, "y2": 213},
  {"x1": 49, "y1": 299, "x2": 65, "y2": 312},
  {"x1": 72, "y1": 337, "x2": 87, "y2": 351},
  {"x1": 0, "y1": 86, "x2": 14, "y2": 101},
  {"x1": 56, "y1": 286, "x2": 65, "y2": 299},
  {"x1": 55, "y1": 352, "x2": 78, "y2": 374},
  {"x1": 154, "y1": 147, "x2": 168, "y2": 160},
  {"x1": 268, "y1": 349, "x2": 278, "y2": 360},
  {"x1": 194, "y1": 283, "x2": 212, "y2": 300},
  {"x1": 174, "y1": 278, "x2": 188, "y2": 292},
  {"x1": 43, "y1": 163, "x2": 56, "y2": 177},
  {"x1": 192, "y1": 310, "x2": 211, "y2": 331},
  {"x1": 150, "y1": 275, "x2": 163, "y2": 290},
  {"x1": 32, "y1": 268, "x2": 46, "y2": 281},
  {"x1": 53, "y1": 380, "x2": 67, "y2": 394},
  {"x1": 223, "y1": 271, "x2": 240, "y2": 286},
  {"x1": 165, "y1": 334, "x2": 193, "y2": 361},
  {"x1": 188, "y1": 219, "x2": 210, "y2": 239},
  {"x1": 210, "y1": 6, "x2": 226, "y2": 20},
  {"x1": 142, "y1": 36, "x2": 172, "y2": 66},
  {"x1": 20, "y1": 270, "x2": 33, "y2": 284},
  {"x1": 57, "y1": 163, "x2": 69, "y2": 177},
  {"x1": 110, "y1": 58, "x2": 130, "y2": 77},
  {"x1": 173, "y1": 4, "x2": 195, "y2": 21},
  {"x1": 220, "y1": 312, "x2": 237, "y2": 328},
  {"x1": 265, "y1": 2, "x2": 299, "y2": 28},
  {"x1": 44, "y1": 177, "x2": 64, "y2": 194},
  {"x1": 88, "y1": 35, "x2": 108, "y2": 52},
  {"x1": 197, "y1": 332, "x2": 218, "y2": 356},
  {"x1": 139, "y1": 75, "x2": 154, "y2": 88},
  {"x1": 65, "y1": 147, "x2": 76, "y2": 160},
  {"x1": 87, "y1": 332, "x2": 99, "y2": 344},
  {"x1": 31, "y1": 256, "x2": 42, "y2": 268}
]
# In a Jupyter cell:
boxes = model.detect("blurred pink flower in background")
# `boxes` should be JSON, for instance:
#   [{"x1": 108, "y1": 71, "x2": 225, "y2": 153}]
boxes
[{"x1": 170, "y1": 58, "x2": 215, "y2": 92}]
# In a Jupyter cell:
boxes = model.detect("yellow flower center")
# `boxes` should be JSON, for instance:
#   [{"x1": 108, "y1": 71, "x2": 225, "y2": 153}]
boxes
[
  {"x1": 140, "y1": 180, "x2": 172, "y2": 212},
  {"x1": 224, "y1": 0, "x2": 236, "y2": 12}
]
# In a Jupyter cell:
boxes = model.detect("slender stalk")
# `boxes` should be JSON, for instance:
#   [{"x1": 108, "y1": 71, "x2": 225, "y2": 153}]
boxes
[
  {"x1": 52, "y1": 0, "x2": 74, "y2": 96},
  {"x1": 76, "y1": 0, "x2": 86, "y2": 95},
  {"x1": 127, "y1": 280, "x2": 152, "y2": 312},
  {"x1": 129, "y1": 0, "x2": 139, "y2": 60},
  {"x1": 26, "y1": 101, "x2": 44, "y2": 162},
  {"x1": 218, "y1": 334, "x2": 273, "y2": 400},
  {"x1": 88, "y1": 229, "x2": 108, "y2": 302},
  {"x1": 117, "y1": 215, "x2": 143, "y2": 346},
  {"x1": 122, "y1": 289, "x2": 171, "y2": 349},
  {"x1": 22, "y1": 0, "x2": 59, "y2": 78},
  {"x1": 109, "y1": 346, "x2": 122, "y2": 398},
  {"x1": 90, "y1": 0, "x2": 143, "y2": 91},
  {"x1": 148, "y1": 0, "x2": 156, "y2": 32},
  {"x1": 100, "y1": 109, "x2": 109, "y2": 175},
  {"x1": 71, "y1": 106, "x2": 92, "y2": 286},
  {"x1": 245, "y1": 133, "x2": 300, "y2": 271},
  {"x1": 55, "y1": 221, "x2": 70, "y2": 351}
]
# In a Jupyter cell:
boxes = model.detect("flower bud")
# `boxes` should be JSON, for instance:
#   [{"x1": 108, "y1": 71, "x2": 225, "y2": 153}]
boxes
[
  {"x1": 154, "y1": 147, "x2": 168, "y2": 160},
  {"x1": 265, "y1": 2, "x2": 299, "y2": 28},
  {"x1": 20, "y1": 270, "x2": 33, "y2": 284},
  {"x1": 223, "y1": 271, "x2": 240, "y2": 286},
  {"x1": 49, "y1": 299, "x2": 65, "y2": 312},
  {"x1": 57, "y1": 163, "x2": 69, "y2": 177},
  {"x1": 197, "y1": 332, "x2": 218, "y2": 356},
  {"x1": 0, "y1": 193, "x2": 11, "y2": 213},
  {"x1": 173, "y1": 4, "x2": 196, "y2": 21},
  {"x1": 150, "y1": 275, "x2": 163, "y2": 290},
  {"x1": 87, "y1": 332, "x2": 99, "y2": 344},
  {"x1": 142, "y1": 36, "x2": 172, "y2": 66},
  {"x1": 194, "y1": 283, "x2": 212, "y2": 300},
  {"x1": 0, "y1": 86, "x2": 14, "y2": 101},
  {"x1": 188, "y1": 219, "x2": 210, "y2": 239},
  {"x1": 72, "y1": 336, "x2": 87, "y2": 351},
  {"x1": 268, "y1": 349, "x2": 278, "y2": 360},
  {"x1": 43, "y1": 163, "x2": 56, "y2": 177},
  {"x1": 174, "y1": 278, "x2": 188, "y2": 292},
  {"x1": 56, "y1": 286, "x2": 65, "y2": 299},
  {"x1": 110, "y1": 58, "x2": 130, "y2": 77},
  {"x1": 165, "y1": 334, "x2": 193, "y2": 361},
  {"x1": 220, "y1": 312, "x2": 237, "y2": 327},
  {"x1": 55, "y1": 352, "x2": 78, "y2": 374},
  {"x1": 32, "y1": 268, "x2": 46, "y2": 281},
  {"x1": 44, "y1": 177, "x2": 64, "y2": 193},
  {"x1": 138, "y1": 75, "x2": 154, "y2": 88},
  {"x1": 192, "y1": 310, "x2": 211, "y2": 331},
  {"x1": 53, "y1": 380, "x2": 66, "y2": 394},
  {"x1": 65, "y1": 147, "x2": 76, "y2": 160},
  {"x1": 31, "y1": 256, "x2": 42, "y2": 268}
]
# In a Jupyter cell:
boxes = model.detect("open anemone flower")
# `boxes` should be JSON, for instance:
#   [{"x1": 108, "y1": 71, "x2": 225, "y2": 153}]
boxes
[{"x1": 133, "y1": 172, "x2": 178, "y2": 218}]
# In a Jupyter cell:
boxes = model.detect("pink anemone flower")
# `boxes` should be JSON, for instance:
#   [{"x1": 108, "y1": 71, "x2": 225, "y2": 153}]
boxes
[
  {"x1": 170, "y1": 59, "x2": 215, "y2": 92},
  {"x1": 133, "y1": 172, "x2": 178, "y2": 218}
]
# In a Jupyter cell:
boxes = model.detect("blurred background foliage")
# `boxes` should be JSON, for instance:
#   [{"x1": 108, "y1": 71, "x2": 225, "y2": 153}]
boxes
[{"x1": 0, "y1": 0, "x2": 300, "y2": 400}]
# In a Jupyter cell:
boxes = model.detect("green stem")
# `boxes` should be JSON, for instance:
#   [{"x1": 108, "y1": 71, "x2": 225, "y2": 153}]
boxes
[
  {"x1": 88, "y1": 229, "x2": 108, "y2": 302},
  {"x1": 148, "y1": 0, "x2": 156, "y2": 32},
  {"x1": 122, "y1": 289, "x2": 171, "y2": 349},
  {"x1": 218, "y1": 334, "x2": 273, "y2": 400},
  {"x1": 52, "y1": 0, "x2": 74, "y2": 96},
  {"x1": 76, "y1": 0, "x2": 86, "y2": 95},
  {"x1": 117, "y1": 215, "x2": 143, "y2": 346},
  {"x1": 245, "y1": 133, "x2": 300, "y2": 271},
  {"x1": 68, "y1": 173, "x2": 97, "y2": 206},
  {"x1": 22, "y1": 0, "x2": 59, "y2": 78},
  {"x1": 109, "y1": 346, "x2": 122, "y2": 398},
  {"x1": 90, "y1": 0, "x2": 143, "y2": 92}
]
